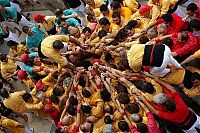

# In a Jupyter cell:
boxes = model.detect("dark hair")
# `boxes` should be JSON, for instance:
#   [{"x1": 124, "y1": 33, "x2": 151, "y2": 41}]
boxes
[
  {"x1": 0, "y1": 54, "x2": 7, "y2": 61},
  {"x1": 53, "y1": 87, "x2": 65, "y2": 96},
  {"x1": 0, "y1": 83, "x2": 3, "y2": 89},
  {"x1": 22, "y1": 26, "x2": 30, "y2": 33},
  {"x1": 165, "y1": 99, "x2": 176, "y2": 112},
  {"x1": 55, "y1": 127, "x2": 63, "y2": 133},
  {"x1": 143, "y1": 82, "x2": 155, "y2": 94},
  {"x1": 54, "y1": 9, "x2": 63, "y2": 16},
  {"x1": 191, "y1": 72, "x2": 200, "y2": 81},
  {"x1": 69, "y1": 96, "x2": 78, "y2": 105},
  {"x1": 100, "y1": 89, "x2": 111, "y2": 102},
  {"x1": 187, "y1": 3, "x2": 198, "y2": 12},
  {"x1": 115, "y1": 29, "x2": 128, "y2": 41},
  {"x1": 81, "y1": 105, "x2": 92, "y2": 114},
  {"x1": 180, "y1": 31, "x2": 189, "y2": 41},
  {"x1": 125, "y1": 103, "x2": 140, "y2": 114},
  {"x1": 0, "y1": 88, "x2": 9, "y2": 98},
  {"x1": 112, "y1": 12, "x2": 120, "y2": 18},
  {"x1": 98, "y1": 30, "x2": 107, "y2": 39},
  {"x1": 53, "y1": 40, "x2": 64, "y2": 49},
  {"x1": 67, "y1": 104, "x2": 76, "y2": 116},
  {"x1": 118, "y1": 121, "x2": 129, "y2": 132},
  {"x1": 162, "y1": 37, "x2": 174, "y2": 47},
  {"x1": 137, "y1": 123, "x2": 148, "y2": 133},
  {"x1": 118, "y1": 59, "x2": 131, "y2": 71},
  {"x1": 82, "y1": 87, "x2": 92, "y2": 98},
  {"x1": 50, "y1": 95, "x2": 60, "y2": 104},
  {"x1": 79, "y1": 76, "x2": 86, "y2": 87},
  {"x1": 116, "y1": 83, "x2": 128, "y2": 94},
  {"x1": 127, "y1": 20, "x2": 137, "y2": 29},
  {"x1": 162, "y1": 14, "x2": 173, "y2": 23},
  {"x1": 190, "y1": 19, "x2": 200, "y2": 31},
  {"x1": 7, "y1": 40, "x2": 18, "y2": 47},
  {"x1": 139, "y1": 36, "x2": 149, "y2": 44},
  {"x1": 82, "y1": 27, "x2": 92, "y2": 33},
  {"x1": 100, "y1": 4, "x2": 108, "y2": 12},
  {"x1": 104, "y1": 105, "x2": 113, "y2": 114},
  {"x1": 117, "y1": 92, "x2": 130, "y2": 104},
  {"x1": 104, "y1": 115, "x2": 114, "y2": 124},
  {"x1": 105, "y1": 53, "x2": 113, "y2": 62},
  {"x1": 87, "y1": 14, "x2": 94, "y2": 22},
  {"x1": 110, "y1": 1, "x2": 121, "y2": 10},
  {"x1": 22, "y1": 92, "x2": 32, "y2": 102},
  {"x1": 57, "y1": 18, "x2": 66, "y2": 25},
  {"x1": 99, "y1": 18, "x2": 111, "y2": 26}
]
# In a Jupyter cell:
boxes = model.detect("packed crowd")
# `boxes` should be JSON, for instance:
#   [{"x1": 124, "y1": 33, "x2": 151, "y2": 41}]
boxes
[{"x1": 0, "y1": 0, "x2": 200, "y2": 132}]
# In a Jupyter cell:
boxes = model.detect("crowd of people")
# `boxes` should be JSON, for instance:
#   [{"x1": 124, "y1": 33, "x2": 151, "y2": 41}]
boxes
[{"x1": 0, "y1": 0, "x2": 200, "y2": 132}]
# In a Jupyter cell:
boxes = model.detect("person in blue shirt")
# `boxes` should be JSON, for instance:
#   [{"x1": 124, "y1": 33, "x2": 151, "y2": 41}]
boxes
[
  {"x1": 57, "y1": 18, "x2": 82, "y2": 35},
  {"x1": 22, "y1": 26, "x2": 44, "y2": 51}
]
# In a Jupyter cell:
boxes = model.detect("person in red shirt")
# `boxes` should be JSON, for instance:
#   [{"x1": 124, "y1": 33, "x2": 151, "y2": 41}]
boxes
[
  {"x1": 156, "y1": 13, "x2": 188, "y2": 34},
  {"x1": 186, "y1": 3, "x2": 200, "y2": 20},
  {"x1": 138, "y1": 77, "x2": 200, "y2": 133}
]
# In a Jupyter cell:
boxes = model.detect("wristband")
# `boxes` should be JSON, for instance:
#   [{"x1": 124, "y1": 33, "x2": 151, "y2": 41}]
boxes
[
  {"x1": 121, "y1": 112, "x2": 126, "y2": 116},
  {"x1": 135, "y1": 77, "x2": 141, "y2": 80},
  {"x1": 40, "y1": 66, "x2": 44, "y2": 71},
  {"x1": 77, "y1": 108, "x2": 81, "y2": 113},
  {"x1": 73, "y1": 86, "x2": 78, "y2": 91},
  {"x1": 65, "y1": 104, "x2": 69, "y2": 109},
  {"x1": 96, "y1": 84, "x2": 101, "y2": 89},
  {"x1": 154, "y1": 38, "x2": 161, "y2": 43},
  {"x1": 58, "y1": 121, "x2": 63, "y2": 127}
]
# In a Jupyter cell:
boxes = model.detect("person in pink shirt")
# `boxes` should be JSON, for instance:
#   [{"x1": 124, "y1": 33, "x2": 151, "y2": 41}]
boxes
[{"x1": 186, "y1": 3, "x2": 200, "y2": 20}]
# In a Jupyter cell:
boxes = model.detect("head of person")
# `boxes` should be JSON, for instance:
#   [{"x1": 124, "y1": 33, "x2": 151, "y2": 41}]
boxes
[
  {"x1": 99, "y1": 18, "x2": 111, "y2": 32},
  {"x1": 137, "y1": 123, "x2": 148, "y2": 133},
  {"x1": 116, "y1": 82, "x2": 128, "y2": 93},
  {"x1": 104, "y1": 115, "x2": 114, "y2": 124},
  {"x1": 153, "y1": 93, "x2": 168, "y2": 105},
  {"x1": 34, "y1": 57, "x2": 42, "y2": 66},
  {"x1": 58, "y1": 18, "x2": 68, "y2": 28},
  {"x1": 80, "y1": 122, "x2": 92, "y2": 132},
  {"x1": 62, "y1": 115, "x2": 74, "y2": 126},
  {"x1": 147, "y1": 28, "x2": 158, "y2": 39},
  {"x1": 98, "y1": 30, "x2": 107, "y2": 39},
  {"x1": 134, "y1": 80, "x2": 155, "y2": 94},
  {"x1": 157, "y1": 23, "x2": 167, "y2": 35},
  {"x1": 127, "y1": 20, "x2": 137, "y2": 29},
  {"x1": 67, "y1": 104, "x2": 76, "y2": 116},
  {"x1": 162, "y1": 37, "x2": 174, "y2": 47},
  {"x1": 68, "y1": 26, "x2": 80, "y2": 38},
  {"x1": 165, "y1": 99, "x2": 176, "y2": 112},
  {"x1": 187, "y1": 3, "x2": 198, "y2": 16},
  {"x1": 0, "y1": 5, "x2": 6, "y2": 14},
  {"x1": 152, "y1": 0, "x2": 159, "y2": 4},
  {"x1": 103, "y1": 124, "x2": 115, "y2": 133},
  {"x1": 22, "y1": 92, "x2": 33, "y2": 103},
  {"x1": 118, "y1": 121, "x2": 129, "y2": 132},
  {"x1": 139, "y1": 36, "x2": 149, "y2": 44},
  {"x1": 86, "y1": 115, "x2": 98, "y2": 123},
  {"x1": 0, "y1": 88, "x2": 9, "y2": 98},
  {"x1": 53, "y1": 40, "x2": 64, "y2": 50},
  {"x1": 190, "y1": 19, "x2": 200, "y2": 31},
  {"x1": 33, "y1": 13, "x2": 46, "y2": 23},
  {"x1": 53, "y1": 86, "x2": 65, "y2": 97},
  {"x1": 81, "y1": 104, "x2": 92, "y2": 115},
  {"x1": 82, "y1": 27, "x2": 92, "y2": 39},
  {"x1": 191, "y1": 72, "x2": 200, "y2": 86},
  {"x1": 101, "y1": 89, "x2": 111, "y2": 102},
  {"x1": 20, "y1": 53, "x2": 30, "y2": 64},
  {"x1": 54, "y1": 9, "x2": 63, "y2": 17},
  {"x1": 87, "y1": 14, "x2": 97, "y2": 23},
  {"x1": 100, "y1": 4, "x2": 109, "y2": 16},
  {"x1": 36, "y1": 80, "x2": 48, "y2": 92},
  {"x1": 139, "y1": 5, "x2": 152, "y2": 17},
  {"x1": 0, "y1": 54, "x2": 7, "y2": 62},
  {"x1": 7, "y1": 40, "x2": 18, "y2": 49},
  {"x1": 125, "y1": 103, "x2": 140, "y2": 114},
  {"x1": 112, "y1": 12, "x2": 121, "y2": 25},
  {"x1": 110, "y1": 1, "x2": 121, "y2": 13},
  {"x1": 177, "y1": 31, "x2": 189, "y2": 42},
  {"x1": 104, "y1": 104, "x2": 113, "y2": 114},
  {"x1": 130, "y1": 113, "x2": 143, "y2": 123},
  {"x1": 115, "y1": 29, "x2": 128, "y2": 42},
  {"x1": 69, "y1": 95, "x2": 78, "y2": 106},
  {"x1": 22, "y1": 26, "x2": 34, "y2": 35},
  {"x1": 162, "y1": 14, "x2": 173, "y2": 24},
  {"x1": 0, "y1": 83, "x2": 3, "y2": 90},
  {"x1": 82, "y1": 87, "x2": 92, "y2": 98},
  {"x1": 117, "y1": 92, "x2": 130, "y2": 104},
  {"x1": 50, "y1": 95, "x2": 60, "y2": 105}
]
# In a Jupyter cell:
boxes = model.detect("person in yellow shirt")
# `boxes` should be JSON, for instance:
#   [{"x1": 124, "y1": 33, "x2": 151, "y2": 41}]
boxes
[
  {"x1": 33, "y1": 13, "x2": 57, "y2": 36},
  {"x1": 181, "y1": 49, "x2": 200, "y2": 65},
  {"x1": 0, "y1": 115, "x2": 25, "y2": 133},
  {"x1": 148, "y1": 0, "x2": 178, "y2": 16},
  {"x1": 110, "y1": 1, "x2": 132, "y2": 22},
  {"x1": 124, "y1": 0, "x2": 139, "y2": 12},
  {"x1": 7, "y1": 40, "x2": 28, "y2": 58},
  {"x1": 0, "y1": 54, "x2": 17, "y2": 79},
  {"x1": 0, "y1": 88, "x2": 28, "y2": 120},
  {"x1": 17, "y1": 70, "x2": 35, "y2": 89},
  {"x1": 99, "y1": 4, "x2": 112, "y2": 21},
  {"x1": 110, "y1": 12, "x2": 125, "y2": 32},
  {"x1": 40, "y1": 35, "x2": 85, "y2": 69},
  {"x1": 85, "y1": 0, "x2": 105, "y2": 17}
]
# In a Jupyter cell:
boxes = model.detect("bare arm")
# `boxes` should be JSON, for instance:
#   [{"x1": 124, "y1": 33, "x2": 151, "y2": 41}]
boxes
[{"x1": 181, "y1": 54, "x2": 196, "y2": 65}]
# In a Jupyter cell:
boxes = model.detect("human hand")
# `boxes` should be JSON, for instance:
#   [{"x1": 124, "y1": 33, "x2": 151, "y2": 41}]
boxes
[{"x1": 95, "y1": 75, "x2": 101, "y2": 85}]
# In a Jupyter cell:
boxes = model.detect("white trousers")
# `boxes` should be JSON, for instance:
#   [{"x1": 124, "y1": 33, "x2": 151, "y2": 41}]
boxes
[
  {"x1": 10, "y1": 2, "x2": 21, "y2": 12},
  {"x1": 183, "y1": 114, "x2": 200, "y2": 133},
  {"x1": 18, "y1": 16, "x2": 35, "y2": 30},
  {"x1": 150, "y1": 45, "x2": 181, "y2": 77},
  {"x1": 4, "y1": 31, "x2": 20, "y2": 44}
]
